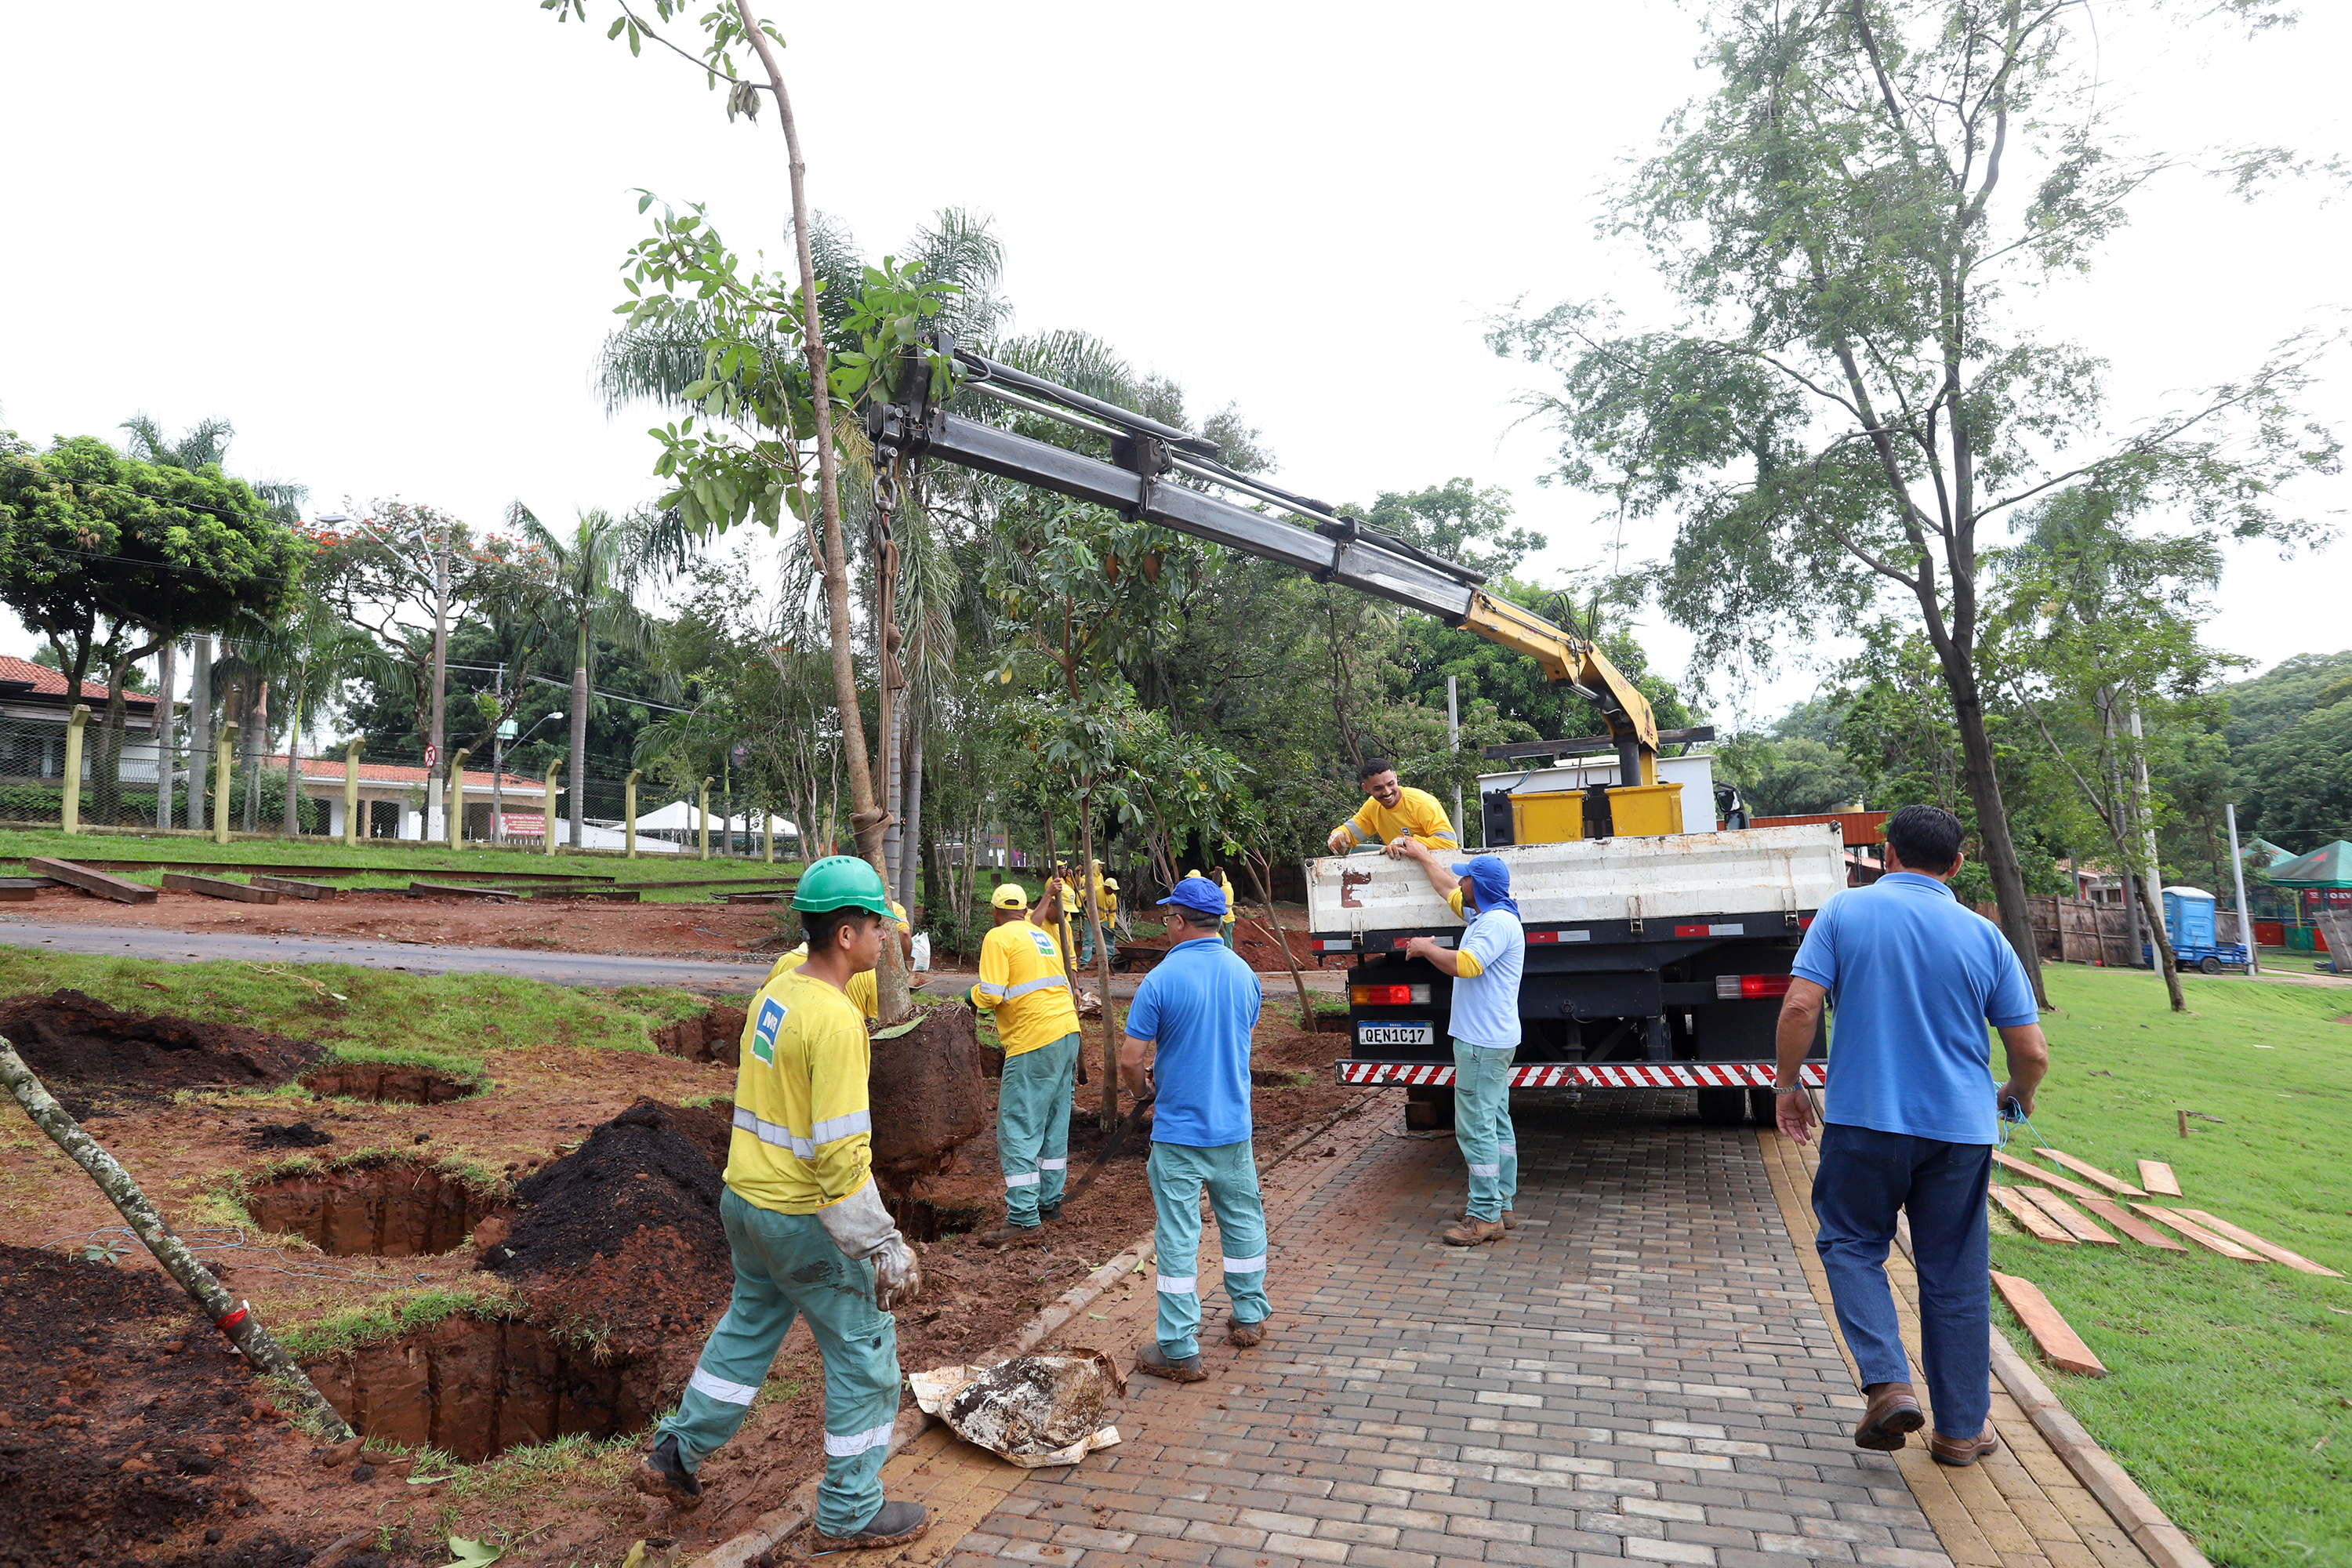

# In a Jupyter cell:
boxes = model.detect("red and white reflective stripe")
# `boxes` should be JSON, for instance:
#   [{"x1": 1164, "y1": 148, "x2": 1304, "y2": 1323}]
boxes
[{"x1": 1336, "y1": 1062, "x2": 1826, "y2": 1089}]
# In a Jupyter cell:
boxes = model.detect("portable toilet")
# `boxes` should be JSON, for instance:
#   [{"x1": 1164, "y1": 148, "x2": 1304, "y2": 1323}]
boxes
[{"x1": 2160, "y1": 886, "x2": 2217, "y2": 950}]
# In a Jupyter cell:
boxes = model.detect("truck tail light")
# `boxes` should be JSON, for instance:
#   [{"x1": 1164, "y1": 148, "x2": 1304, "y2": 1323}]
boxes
[
  {"x1": 1315, "y1": 938, "x2": 1353, "y2": 952},
  {"x1": 1350, "y1": 983, "x2": 1432, "y2": 1006},
  {"x1": 1715, "y1": 974, "x2": 1794, "y2": 1000}
]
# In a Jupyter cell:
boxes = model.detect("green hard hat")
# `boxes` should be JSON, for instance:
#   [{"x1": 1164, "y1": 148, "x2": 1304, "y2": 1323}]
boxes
[{"x1": 793, "y1": 855, "x2": 892, "y2": 916}]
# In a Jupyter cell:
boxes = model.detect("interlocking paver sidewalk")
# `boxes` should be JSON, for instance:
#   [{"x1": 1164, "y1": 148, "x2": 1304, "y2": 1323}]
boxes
[{"x1": 853, "y1": 1093, "x2": 2151, "y2": 1568}]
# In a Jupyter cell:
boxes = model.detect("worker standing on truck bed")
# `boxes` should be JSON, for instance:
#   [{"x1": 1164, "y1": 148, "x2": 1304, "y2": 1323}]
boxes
[
  {"x1": 1771, "y1": 805, "x2": 2048, "y2": 1468},
  {"x1": 970, "y1": 881, "x2": 1082, "y2": 1243},
  {"x1": 1327, "y1": 757, "x2": 1460, "y2": 858},
  {"x1": 634, "y1": 856, "x2": 930, "y2": 1552},
  {"x1": 1122, "y1": 874, "x2": 1269, "y2": 1381},
  {"x1": 1399, "y1": 844, "x2": 1525, "y2": 1246}
]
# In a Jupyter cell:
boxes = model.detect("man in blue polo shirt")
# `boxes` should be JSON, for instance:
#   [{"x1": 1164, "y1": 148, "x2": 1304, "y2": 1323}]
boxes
[
  {"x1": 1119, "y1": 876, "x2": 1267, "y2": 1383},
  {"x1": 1773, "y1": 804, "x2": 2048, "y2": 1468},
  {"x1": 1400, "y1": 844, "x2": 1525, "y2": 1247}
]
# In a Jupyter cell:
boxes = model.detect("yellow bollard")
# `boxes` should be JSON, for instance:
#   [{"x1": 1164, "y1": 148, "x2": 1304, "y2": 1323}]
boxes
[
  {"x1": 625, "y1": 769, "x2": 641, "y2": 861},
  {"x1": 213, "y1": 735, "x2": 233, "y2": 844},
  {"x1": 543, "y1": 757, "x2": 564, "y2": 857},
  {"x1": 698, "y1": 776, "x2": 713, "y2": 862},
  {"x1": 343, "y1": 739, "x2": 364, "y2": 848},
  {"x1": 447, "y1": 748, "x2": 470, "y2": 851},
  {"x1": 60, "y1": 705, "x2": 89, "y2": 834}
]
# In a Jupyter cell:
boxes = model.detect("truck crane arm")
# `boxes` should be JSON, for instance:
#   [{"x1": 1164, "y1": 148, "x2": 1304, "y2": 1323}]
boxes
[{"x1": 869, "y1": 339, "x2": 1662, "y2": 786}]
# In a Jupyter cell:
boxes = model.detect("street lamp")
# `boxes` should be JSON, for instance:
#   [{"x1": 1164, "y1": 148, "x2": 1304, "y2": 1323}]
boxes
[{"x1": 492, "y1": 711, "x2": 562, "y2": 844}]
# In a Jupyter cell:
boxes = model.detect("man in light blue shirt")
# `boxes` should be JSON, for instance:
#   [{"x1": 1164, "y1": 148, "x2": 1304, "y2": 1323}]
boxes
[
  {"x1": 1773, "y1": 805, "x2": 2047, "y2": 1468},
  {"x1": 1120, "y1": 875, "x2": 1267, "y2": 1383},
  {"x1": 1402, "y1": 846, "x2": 1525, "y2": 1247}
]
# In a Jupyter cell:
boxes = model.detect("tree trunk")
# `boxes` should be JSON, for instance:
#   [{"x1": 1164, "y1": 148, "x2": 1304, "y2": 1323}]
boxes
[
  {"x1": 1076, "y1": 797, "x2": 1120, "y2": 1134},
  {"x1": 426, "y1": 549, "x2": 449, "y2": 844},
  {"x1": 281, "y1": 694, "x2": 303, "y2": 836},
  {"x1": 154, "y1": 640, "x2": 177, "y2": 830},
  {"x1": 241, "y1": 681, "x2": 267, "y2": 833},
  {"x1": 0, "y1": 1039, "x2": 354, "y2": 1442},
  {"x1": 899, "y1": 710, "x2": 925, "y2": 912},
  {"x1": 570, "y1": 625, "x2": 590, "y2": 849},
  {"x1": 1249, "y1": 851, "x2": 1316, "y2": 1029},
  {"x1": 1942, "y1": 651, "x2": 2047, "y2": 1005},
  {"x1": 733, "y1": 1, "x2": 905, "y2": 1020},
  {"x1": 2125, "y1": 703, "x2": 2186, "y2": 1011},
  {"x1": 186, "y1": 637, "x2": 211, "y2": 830}
]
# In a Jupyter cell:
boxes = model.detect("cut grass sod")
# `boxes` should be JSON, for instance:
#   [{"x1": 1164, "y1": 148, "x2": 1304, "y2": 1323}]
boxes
[{"x1": 1987, "y1": 966, "x2": 2350, "y2": 1567}]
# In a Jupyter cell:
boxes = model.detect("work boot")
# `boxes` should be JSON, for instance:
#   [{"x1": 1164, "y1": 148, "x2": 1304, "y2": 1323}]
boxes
[
  {"x1": 1442, "y1": 1217, "x2": 1505, "y2": 1247},
  {"x1": 1225, "y1": 1316, "x2": 1266, "y2": 1349},
  {"x1": 1134, "y1": 1341, "x2": 1207, "y2": 1382},
  {"x1": 806, "y1": 1500, "x2": 931, "y2": 1552},
  {"x1": 1464, "y1": 1209, "x2": 1520, "y2": 1230},
  {"x1": 1853, "y1": 1381, "x2": 1926, "y2": 1452},
  {"x1": 1930, "y1": 1425, "x2": 2001, "y2": 1467},
  {"x1": 979, "y1": 1223, "x2": 1044, "y2": 1247},
  {"x1": 1039, "y1": 1200, "x2": 1063, "y2": 1222},
  {"x1": 629, "y1": 1433, "x2": 702, "y2": 1508}
]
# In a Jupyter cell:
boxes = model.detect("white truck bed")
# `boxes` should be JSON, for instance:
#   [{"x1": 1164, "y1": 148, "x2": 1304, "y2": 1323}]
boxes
[{"x1": 1304, "y1": 822, "x2": 1847, "y2": 936}]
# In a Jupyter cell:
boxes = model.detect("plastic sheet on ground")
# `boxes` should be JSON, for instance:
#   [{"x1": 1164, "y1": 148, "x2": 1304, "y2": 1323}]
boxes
[{"x1": 909, "y1": 1348, "x2": 1125, "y2": 1468}]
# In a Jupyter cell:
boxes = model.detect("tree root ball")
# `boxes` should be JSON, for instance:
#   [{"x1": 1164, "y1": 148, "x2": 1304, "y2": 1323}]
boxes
[{"x1": 869, "y1": 1000, "x2": 987, "y2": 1184}]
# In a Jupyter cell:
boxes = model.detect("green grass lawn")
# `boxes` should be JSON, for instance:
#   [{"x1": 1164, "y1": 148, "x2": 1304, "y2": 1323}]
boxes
[
  {"x1": 1991, "y1": 966, "x2": 2351, "y2": 1566},
  {"x1": 0, "y1": 826, "x2": 800, "y2": 903}
]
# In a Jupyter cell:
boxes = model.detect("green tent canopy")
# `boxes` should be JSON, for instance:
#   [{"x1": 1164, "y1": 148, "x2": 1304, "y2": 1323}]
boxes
[
  {"x1": 2267, "y1": 840, "x2": 2352, "y2": 889},
  {"x1": 2249, "y1": 837, "x2": 2299, "y2": 869}
]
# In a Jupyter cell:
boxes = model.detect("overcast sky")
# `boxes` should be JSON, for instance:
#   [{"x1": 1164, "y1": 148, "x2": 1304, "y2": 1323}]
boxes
[{"x1": 3, "y1": 2, "x2": 2345, "y2": 727}]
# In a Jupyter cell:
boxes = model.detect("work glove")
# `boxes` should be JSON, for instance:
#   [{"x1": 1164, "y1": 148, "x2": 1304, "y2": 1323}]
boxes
[{"x1": 816, "y1": 1181, "x2": 924, "y2": 1310}]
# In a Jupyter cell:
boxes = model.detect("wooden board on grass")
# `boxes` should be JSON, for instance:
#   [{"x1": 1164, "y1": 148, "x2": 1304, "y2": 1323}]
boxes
[
  {"x1": 1990, "y1": 1183, "x2": 2076, "y2": 1243},
  {"x1": 160, "y1": 873, "x2": 278, "y2": 905},
  {"x1": 2175, "y1": 1210, "x2": 2343, "y2": 1277},
  {"x1": 2131, "y1": 1203, "x2": 2263, "y2": 1261},
  {"x1": 524, "y1": 887, "x2": 641, "y2": 902},
  {"x1": 2078, "y1": 1197, "x2": 2187, "y2": 1251},
  {"x1": 0, "y1": 886, "x2": 33, "y2": 902},
  {"x1": 1992, "y1": 1148, "x2": 2107, "y2": 1205},
  {"x1": 2137, "y1": 1160, "x2": 2181, "y2": 1196},
  {"x1": 406, "y1": 881, "x2": 517, "y2": 902},
  {"x1": 2033, "y1": 1148, "x2": 2145, "y2": 1197},
  {"x1": 251, "y1": 875, "x2": 336, "y2": 900},
  {"x1": 2015, "y1": 1186, "x2": 2121, "y2": 1245},
  {"x1": 1991, "y1": 1271, "x2": 2107, "y2": 1376},
  {"x1": 26, "y1": 857, "x2": 156, "y2": 905}
]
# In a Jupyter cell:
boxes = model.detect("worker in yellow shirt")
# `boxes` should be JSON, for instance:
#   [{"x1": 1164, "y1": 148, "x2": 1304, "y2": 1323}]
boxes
[
  {"x1": 761, "y1": 899, "x2": 912, "y2": 1022},
  {"x1": 1327, "y1": 756, "x2": 1459, "y2": 859},
  {"x1": 1076, "y1": 861, "x2": 1119, "y2": 970},
  {"x1": 635, "y1": 857, "x2": 930, "y2": 1551},
  {"x1": 1218, "y1": 867, "x2": 1238, "y2": 950},
  {"x1": 969, "y1": 882, "x2": 1081, "y2": 1243}
]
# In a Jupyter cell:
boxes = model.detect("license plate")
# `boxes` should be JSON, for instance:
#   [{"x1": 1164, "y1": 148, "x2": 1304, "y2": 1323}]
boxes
[{"x1": 1357, "y1": 1021, "x2": 1435, "y2": 1047}]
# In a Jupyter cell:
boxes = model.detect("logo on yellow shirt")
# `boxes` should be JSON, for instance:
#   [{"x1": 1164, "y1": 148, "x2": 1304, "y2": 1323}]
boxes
[
  {"x1": 1029, "y1": 931, "x2": 1056, "y2": 956},
  {"x1": 752, "y1": 996, "x2": 786, "y2": 1065}
]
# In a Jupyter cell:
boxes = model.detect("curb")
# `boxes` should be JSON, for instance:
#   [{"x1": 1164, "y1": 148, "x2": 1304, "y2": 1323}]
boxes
[{"x1": 688, "y1": 1089, "x2": 1386, "y2": 1566}]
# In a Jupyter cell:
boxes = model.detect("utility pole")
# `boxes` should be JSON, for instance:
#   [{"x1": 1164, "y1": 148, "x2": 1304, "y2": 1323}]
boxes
[
  {"x1": 185, "y1": 637, "x2": 211, "y2": 831},
  {"x1": 2226, "y1": 801, "x2": 2259, "y2": 975},
  {"x1": 491, "y1": 663, "x2": 505, "y2": 845},
  {"x1": 1446, "y1": 674, "x2": 1463, "y2": 845},
  {"x1": 424, "y1": 534, "x2": 450, "y2": 844}
]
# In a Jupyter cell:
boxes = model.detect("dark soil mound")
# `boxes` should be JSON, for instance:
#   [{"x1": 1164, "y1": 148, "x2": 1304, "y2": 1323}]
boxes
[
  {"x1": 0, "y1": 1243, "x2": 276, "y2": 1567},
  {"x1": 0, "y1": 991, "x2": 323, "y2": 1116},
  {"x1": 477, "y1": 1099, "x2": 729, "y2": 1340},
  {"x1": 241, "y1": 1122, "x2": 332, "y2": 1150}
]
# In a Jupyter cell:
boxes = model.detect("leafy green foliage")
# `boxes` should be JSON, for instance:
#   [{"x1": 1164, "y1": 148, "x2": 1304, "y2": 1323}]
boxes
[{"x1": 2236, "y1": 699, "x2": 2352, "y2": 851}]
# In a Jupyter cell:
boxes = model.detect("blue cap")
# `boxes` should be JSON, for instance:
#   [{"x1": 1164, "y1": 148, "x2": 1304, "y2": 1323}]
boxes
[
  {"x1": 1448, "y1": 855, "x2": 1519, "y2": 918},
  {"x1": 1157, "y1": 877, "x2": 1228, "y2": 918}
]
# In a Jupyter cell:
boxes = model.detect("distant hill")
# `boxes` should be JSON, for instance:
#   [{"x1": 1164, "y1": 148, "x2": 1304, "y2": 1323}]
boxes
[{"x1": 2220, "y1": 650, "x2": 2352, "y2": 751}]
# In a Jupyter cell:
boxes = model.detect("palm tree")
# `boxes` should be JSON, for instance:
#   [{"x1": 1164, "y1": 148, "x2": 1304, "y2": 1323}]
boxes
[
  {"x1": 505, "y1": 505, "x2": 654, "y2": 847},
  {"x1": 216, "y1": 601, "x2": 401, "y2": 834}
]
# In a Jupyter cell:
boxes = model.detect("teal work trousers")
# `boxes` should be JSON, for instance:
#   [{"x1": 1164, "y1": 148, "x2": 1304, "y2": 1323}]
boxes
[
  {"x1": 1078, "y1": 925, "x2": 1117, "y2": 970},
  {"x1": 1452, "y1": 1039, "x2": 1519, "y2": 1222},
  {"x1": 653, "y1": 1188, "x2": 901, "y2": 1537},
  {"x1": 1148, "y1": 1138, "x2": 1269, "y2": 1359},
  {"x1": 998, "y1": 1031, "x2": 1080, "y2": 1225}
]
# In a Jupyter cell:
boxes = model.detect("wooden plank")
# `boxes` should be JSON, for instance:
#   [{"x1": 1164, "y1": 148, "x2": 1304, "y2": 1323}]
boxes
[
  {"x1": 1991, "y1": 1271, "x2": 2107, "y2": 1377},
  {"x1": 26, "y1": 857, "x2": 157, "y2": 905},
  {"x1": 51, "y1": 858, "x2": 615, "y2": 883},
  {"x1": 0, "y1": 886, "x2": 33, "y2": 902},
  {"x1": 1991, "y1": 1148, "x2": 2108, "y2": 1204},
  {"x1": 2078, "y1": 1196, "x2": 2187, "y2": 1251},
  {"x1": 406, "y1": 881, "x2": 517, "y2": 902},
  {"x1": 251, "y1": 875, "x2": 336, "y2": 901},
  {"x1": 1990, "y1": 1183, "x2": 2076, "y2": 1244},
  {"x1": 0, "y1": 877, "x2": 59, "y2": 889},
  {"x1": 2130, "y1": 1203, "x2": 2263, "y2": 1261},
  {"x1": 2175, "y1": 1210, "x2": 2343, "y2": 1278},
  {"x1": 524, "y1": 887, "x2": 641, "y2": 902},
  {"x1": 161, "y1": 873, "x2": 280, "y2": 905},
  {"x1": 2032, "y1": 1148, "x2": 2145, "y2": 1197},
  {"x1": 2015, "y1": 1186, "x2": 2121, "y2": 1245},
  {"x1": 2136, "y1": 1160, "x2": 2181, "y2": 1197}
]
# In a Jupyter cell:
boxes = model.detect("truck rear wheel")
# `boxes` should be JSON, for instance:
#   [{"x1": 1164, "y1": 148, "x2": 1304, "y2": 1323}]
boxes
[
  {"x1": 1405, "y1": 1084, "x2": 1456, "y2": 1131},
  {"x1": 1697, "y1": 1088, "x2": 1747, "y2": 1127},
  {"x1": 1748, "y1": 1087, "x2": 1778, "y2": 1126}
]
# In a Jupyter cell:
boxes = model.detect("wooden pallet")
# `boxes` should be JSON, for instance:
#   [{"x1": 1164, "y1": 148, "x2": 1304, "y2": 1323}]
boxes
[
  {"x1": 27, "y1": 858, "x2": 156, "y2": 905},
  {"x1": 161, "y1": 873, "x2": 279, "y2": 905}
]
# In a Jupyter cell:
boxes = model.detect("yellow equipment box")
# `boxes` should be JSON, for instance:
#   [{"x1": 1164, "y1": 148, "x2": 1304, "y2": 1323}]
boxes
[
  {"x1": 1510, "y1": 791, "x2": 1585, "y2": 844},
  {"x1": 1508, "y1": 781, "x2": 1684, "y2": 844},
  {"x1": 1604, "y1": 782, "x2": 1684, "y2": 837}
]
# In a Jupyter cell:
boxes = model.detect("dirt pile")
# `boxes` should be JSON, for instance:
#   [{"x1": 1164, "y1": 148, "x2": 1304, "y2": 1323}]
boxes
[
  {"x1": 869, "y1": 1000, "x2": 988, "y2": 1183},
  {"x1": 0, "y1": 1243, "x2": 281, "y2": 1568},
  {"x1": 0, "y1": 991, "x2": 324, "y2": 1116},
  {"x1": 477, "y1": 1098, "x2": 731, "y2": 1340},
  {"x1": 652, "y1": 1004, "x2": 747, "y2": 1065}
]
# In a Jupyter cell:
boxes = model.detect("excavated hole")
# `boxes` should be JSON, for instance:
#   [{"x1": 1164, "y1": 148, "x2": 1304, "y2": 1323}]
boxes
[
  {"x1": 887, "y1": 1195, "x2": 993, "y2": 1243},
  {"x1": 302, "y1": 1317, "x2": 662, "y2": 1463},
  {"x1": 299, "y1": 1063, "x2": 477, "y2": 1105},
  {"x1": 246, "y1": 1164, "x2": 506, "y2": 1257}
]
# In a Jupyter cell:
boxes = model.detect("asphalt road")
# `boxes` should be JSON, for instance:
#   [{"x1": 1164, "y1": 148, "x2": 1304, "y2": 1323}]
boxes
[{"x1": 0, "y1": 917, "x2": 778, "y2": 991}]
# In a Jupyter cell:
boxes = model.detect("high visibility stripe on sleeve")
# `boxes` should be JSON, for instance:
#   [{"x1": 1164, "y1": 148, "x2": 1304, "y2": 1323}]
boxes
[
  {"x1": 733, "y1": 1105, "x2": 816, "y2": 1160},
  {"x1": 810, "y1": 1109, "x2": 871, "y2": 1145},
  {"x1": 1432, "y1": 829, "x2": 1460, "y2": 845},
  {"x1": 1038, "y1": 1157, "x2": 1067, "y2": 1171},
  {"x1": 1342, "y1": 821, "x2": 1372, "y2": 846},
  {"x1": 1221, "y1": 1254, "x2": 1266, "y2": 1274},
  {"x1": 972, "y1": 981, "x2": 1009, "y2": 1000},
  {"x1": 689, "y1": 1366, "x2": 760, "y2": 1406},
  {"x1": 1156, "y1": 1274, "x2": 1197, "y2": 1294},
  {"x1": 822, "y1": 1419, "x2": 897, "y2": 1457},
  {"x1": 1003, "y1": 974, "x2": 1071, "y2": 1000}
]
